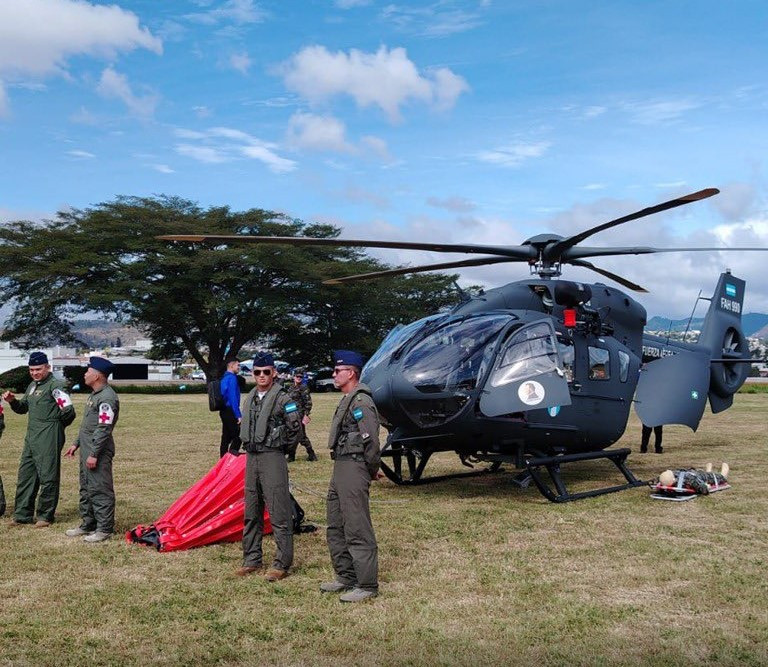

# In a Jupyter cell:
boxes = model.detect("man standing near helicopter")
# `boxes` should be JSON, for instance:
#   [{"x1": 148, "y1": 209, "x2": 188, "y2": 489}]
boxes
[{"x1": 321, "y1": 350, "x2": 381, "y2": 603}]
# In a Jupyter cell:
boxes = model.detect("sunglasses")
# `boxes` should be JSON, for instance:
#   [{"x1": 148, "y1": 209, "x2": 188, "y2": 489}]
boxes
[
  {"x1": 332, "y1": 367, "x2": 353, "y2": 375},
  {"x1": 253, "y1": 369, "x2": 273, "y2": 376}
]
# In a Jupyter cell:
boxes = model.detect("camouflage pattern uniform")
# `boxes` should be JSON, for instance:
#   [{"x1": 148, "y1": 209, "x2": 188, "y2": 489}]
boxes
[{"x1": 286, "y1": 382, "x2": 317, "y2": 461}]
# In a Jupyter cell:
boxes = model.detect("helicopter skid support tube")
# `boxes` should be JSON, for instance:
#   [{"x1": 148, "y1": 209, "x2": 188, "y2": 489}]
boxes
[
  {"x1": 525, "y1": 448, "x2": 645, "y2": 503},
  {"x1": 379, "y1": 441, "x2": 502, "y2": 485}
]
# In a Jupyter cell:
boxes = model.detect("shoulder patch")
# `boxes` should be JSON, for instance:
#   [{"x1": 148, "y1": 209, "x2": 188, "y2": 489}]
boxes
[
  {"x1": 98, "y1": 403, "x2": 115, "y2": 425},
  {"x1": 352, "y1": 407, "x2": 364, "y2": 421},
  {"x1": 52, "y1": 388, "x2": 72, "y2": 409},
  {"x1": 285, "y1": 402, "x2": 298, "y2": 413}
]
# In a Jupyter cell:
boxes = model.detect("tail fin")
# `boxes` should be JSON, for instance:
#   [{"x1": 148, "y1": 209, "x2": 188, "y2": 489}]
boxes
[{"x1": 697, "y1": 271, "x2": 751, "y2": 413}]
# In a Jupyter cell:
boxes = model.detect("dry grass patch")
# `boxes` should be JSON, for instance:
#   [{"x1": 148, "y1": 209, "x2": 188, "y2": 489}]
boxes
[{"x1": 0, "y1": 393, "x2": 766, "y2": 666}]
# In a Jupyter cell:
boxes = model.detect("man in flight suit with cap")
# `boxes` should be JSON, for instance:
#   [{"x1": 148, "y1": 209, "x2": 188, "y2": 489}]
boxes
[
  {"x1": 64, "y1": 356, "x2": 120, "y2": 542},
  {"x1": 3, "y1": 351, "x2": 76, "y2": 527},
  {"x1": 234, "y1": 352, "x2": 302, "y2": 582},
  {"x1": 321, "y1": 350, "x2": 381, "y2": 602}
]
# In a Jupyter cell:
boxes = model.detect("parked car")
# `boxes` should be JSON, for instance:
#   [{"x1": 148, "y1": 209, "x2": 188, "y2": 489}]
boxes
[
  {"x1": 308, "y1": 367, "x2": 338, "y2": 392},
  {"x1": 190, "y1": 369, "x2": 205, "y2": 380}
]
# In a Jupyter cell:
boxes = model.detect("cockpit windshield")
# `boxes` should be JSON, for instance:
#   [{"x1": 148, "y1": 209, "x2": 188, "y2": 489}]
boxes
[
  {"x1": 402, "y1": 313, "x2": 512, "y2": 392},
  {"x1": 361, "y1": 313, "x2": 447, "y2": 384}
]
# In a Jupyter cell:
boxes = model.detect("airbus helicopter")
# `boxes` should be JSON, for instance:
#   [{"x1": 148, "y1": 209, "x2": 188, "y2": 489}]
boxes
[{"x1": 160, "y1": 187, "x2": 767, "y2": 501}]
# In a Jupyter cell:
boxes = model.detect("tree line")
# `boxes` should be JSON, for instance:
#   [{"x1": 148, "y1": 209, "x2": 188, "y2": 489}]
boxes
[{"x1": 0, "y1": 196, "x2": 460, "y2": 378}]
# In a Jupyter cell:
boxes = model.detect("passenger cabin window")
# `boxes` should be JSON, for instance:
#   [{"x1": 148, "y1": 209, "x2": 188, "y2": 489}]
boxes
[
  {"x1": 588, "y1": 347, "x2": 610, "y2": 380},
  {"x1": 618, "y1": 350, "x2": 630, "y2": 383},
  {"x1": 490, "y1": 322, "x2": 559, "y2": 388}
]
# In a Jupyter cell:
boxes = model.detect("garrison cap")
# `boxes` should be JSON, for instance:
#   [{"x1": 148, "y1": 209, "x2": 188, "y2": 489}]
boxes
[
  {"x1": 88, "y1": 356, "x2": 115, "y2": 377},
  {"x1": 28, "y1": 351, "x2": 49, "y2": 366},
  {"x1": 252, "y1": 351, "x2": 275, "y2": 368},
  {"x1": 333, "y1": 349, "x2": 365, "y2": 368}
]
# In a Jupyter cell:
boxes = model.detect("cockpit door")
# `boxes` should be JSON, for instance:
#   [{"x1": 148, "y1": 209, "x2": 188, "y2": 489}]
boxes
[{"x1": 479, "y1": 319, "x2": 572, "y2": 417}]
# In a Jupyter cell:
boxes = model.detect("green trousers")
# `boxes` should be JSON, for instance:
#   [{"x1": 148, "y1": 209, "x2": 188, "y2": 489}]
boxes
[
  {"x1": 0, "y1": 474, "x2": 6, "y2": 517},
  {"x1": 78, "y1": 449, "x2": 116, "y2": 533},
  {"x1": 13, "y1": 440, "x2": 63, "y2": 523}
]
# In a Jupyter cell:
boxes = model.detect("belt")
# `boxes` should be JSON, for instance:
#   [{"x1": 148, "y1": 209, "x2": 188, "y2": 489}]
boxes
[{"x1": 331, "y1": 452, "x2": 364, "y2": 462}]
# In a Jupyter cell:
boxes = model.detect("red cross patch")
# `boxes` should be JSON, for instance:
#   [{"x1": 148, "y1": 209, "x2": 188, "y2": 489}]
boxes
[
  {"x1": 98, "y1": 403, "x2": 114, "y2": 425},
  {"x1": 52, "y1": 389, "x2": 72, "y2": 409}
]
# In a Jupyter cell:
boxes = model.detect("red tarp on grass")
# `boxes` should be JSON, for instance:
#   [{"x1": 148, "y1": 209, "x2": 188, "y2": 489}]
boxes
[{"x1": 126, "y1": 453, "x2": 271, "y2": 551}]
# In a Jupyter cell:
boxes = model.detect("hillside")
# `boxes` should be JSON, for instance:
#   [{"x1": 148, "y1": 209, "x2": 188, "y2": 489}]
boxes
[{"x1": 646, "y1": 312, "x2": 768, "y2": 337}]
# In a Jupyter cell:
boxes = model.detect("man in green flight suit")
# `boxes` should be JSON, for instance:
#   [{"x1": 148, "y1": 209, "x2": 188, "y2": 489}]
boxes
[
  {"x1": 234, "y1": 352, "x2": 302, "y2": 582},
  {"x1": 64, "y1": 356, "x2": 119, "y2": 543},
  {"x1": 3, "y1": 351, "x2": 76, "y2": 527},
  {"x1": 321, "y1": 349, "x2": 381, "y2": 603},
  {"x1": 286, "y1": 368, "x2": 317, "y2": 462},
  {"x1": 0, "y1": 404, "x2": 6, "y2": 517}
]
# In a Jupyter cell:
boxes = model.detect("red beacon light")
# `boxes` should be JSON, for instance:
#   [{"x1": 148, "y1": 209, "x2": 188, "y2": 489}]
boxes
[{"x1": 563, "y1": 308, "x2": 577, "y2": 328}]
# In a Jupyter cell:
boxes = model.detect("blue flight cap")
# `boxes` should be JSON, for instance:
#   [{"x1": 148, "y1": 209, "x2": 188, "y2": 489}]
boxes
[
  {"x1": 88, "y1": 356, "x2": 115, "y2": 377},
  {"x1": 252, "y1": 351, "x2": 275, "y2": 368},
  {"x1": 333, "y1": 349, "x2": 365, "y2": 368},
  {"x1": 28, "y1": 351, "x2": 49, "y2": 366}
]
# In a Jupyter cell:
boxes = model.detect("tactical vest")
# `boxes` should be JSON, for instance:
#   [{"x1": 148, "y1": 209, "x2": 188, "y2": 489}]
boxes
[
  {"x1": 328, "y1": 385, "x2": 373, "y2": 458},
  {"x1": 240, "y1": 384, "x2": 285, "y2": 453}
]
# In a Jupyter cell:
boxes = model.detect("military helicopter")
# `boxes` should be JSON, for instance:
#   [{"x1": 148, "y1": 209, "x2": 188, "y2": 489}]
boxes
[{"x1": 160, "y1": 188, "x2": 767, "y2": 501}]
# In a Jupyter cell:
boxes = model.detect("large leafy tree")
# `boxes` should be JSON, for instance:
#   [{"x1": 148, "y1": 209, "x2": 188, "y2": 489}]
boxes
[{"x1": 0, "y1": 196, "x2": 458, "y2": 377}]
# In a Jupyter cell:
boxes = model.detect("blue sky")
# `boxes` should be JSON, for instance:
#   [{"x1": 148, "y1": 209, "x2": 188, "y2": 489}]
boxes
[{"x1": 1, "y1": 0, "x2": 767, "y2": 317}]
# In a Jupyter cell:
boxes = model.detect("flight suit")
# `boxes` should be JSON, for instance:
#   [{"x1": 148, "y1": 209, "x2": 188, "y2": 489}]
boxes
[
  {"x1": 74, "y1": 385, "x2": 120, "y2": 533},
  {"x1": 10, "y1": 374, "x2": 76, "y2": 523},
  {"x1": 0, "y1": 409, "x2": 6, "y2": 517},
  {"x1": 327, "y1": 383, "x2": 381, "y2": 592},
  {"x1": 239, "y1": 384, "x2": 302, "y2": 570},
  {"x1": 285, "y1": 383, "x2": 316, "y2": 461}
]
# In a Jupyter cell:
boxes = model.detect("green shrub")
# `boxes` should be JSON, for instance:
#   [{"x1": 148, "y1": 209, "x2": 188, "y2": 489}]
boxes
[{"x1": 0, "y1": 365, "x2": 32, "y2": 393}]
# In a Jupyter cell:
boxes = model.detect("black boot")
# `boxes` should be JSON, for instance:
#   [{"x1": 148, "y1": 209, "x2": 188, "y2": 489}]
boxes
[{"x1": 307, "y1": 448, "x2": 318, "y2": 462}]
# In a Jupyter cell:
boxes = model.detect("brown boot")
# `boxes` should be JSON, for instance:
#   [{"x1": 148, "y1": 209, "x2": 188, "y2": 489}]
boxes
[
  {"x1": 265, "y1": 568, "x2": 289, "y2": 582},
  {"x1": 33, "y1": 520, "x2": 52, "y2": 528},
  {"x1": 235, "y1": 564, "x2": 264, "y2": 577}
]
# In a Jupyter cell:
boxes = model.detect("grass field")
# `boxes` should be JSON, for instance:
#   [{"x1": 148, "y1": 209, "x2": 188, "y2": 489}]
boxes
[{"x1": 1, "y1": 391, "x2": 766, "y2": 666}]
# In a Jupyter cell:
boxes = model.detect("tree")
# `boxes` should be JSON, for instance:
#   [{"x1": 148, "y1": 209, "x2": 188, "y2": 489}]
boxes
[{"x1": 0, "y1": 196, "x2": 459, "y2": 377}]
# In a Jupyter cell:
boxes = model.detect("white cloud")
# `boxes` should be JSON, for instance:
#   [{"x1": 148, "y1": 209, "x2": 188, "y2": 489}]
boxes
[
  {"x1": 476, "y1": 141, "x2": 551, "y2": 167},
  {"x1": 360, "y1": 135, "x2": 391, "y2": 161},
  {"x1": 381, "y1": 4, "x2": 484, "y2": 38},
  {"x1": 193, "y1": 105, "x2": 212, "y2": 118},
  {"x1": 174, "y1": 126, "x2": 297, "y2": 173},
  {"x1": 0, "y1": 0, "x2": 161, "y2": 112},
  {"x1": 280, "y1": 45, "x2": 468, "y2": 122},
  {"x1": 427, "y1": 196, "x2": 476, "y2": 213},
  {"x1": 582, "y1": 183, "x2": 607, "y2": 191},
  {"x1": 151, "y1": 164, "x2": 175, "y2": 174},
  {"x1": 66, "y1": 149, "x2": 95, "y2": 159},
  {"x1": 185, "y1": 0, "x2": 266, "y2": 25},
  {"x1": 623, "y1": 98, "x2": 700, "y2": 125},
  {"x1": 229, "y1": 52, "x2": 251, "y2": 74},
  {"x1": 97, "y1": 67, "x2": 158, "y2": 117},
  {"x1": 287, "y1": 112, "x2": 355, "y2": 153},
  {"x1": 335, "y1": 0, "x2": 372, "y2": 7},
  {"x1": 0, "y1": 81, "x2": 8, "y2": 117}
]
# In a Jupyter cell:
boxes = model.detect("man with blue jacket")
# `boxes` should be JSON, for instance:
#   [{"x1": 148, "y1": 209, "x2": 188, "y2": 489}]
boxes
[{"x1": 219, "y1": 356, "x2": 242, "y2": 458}]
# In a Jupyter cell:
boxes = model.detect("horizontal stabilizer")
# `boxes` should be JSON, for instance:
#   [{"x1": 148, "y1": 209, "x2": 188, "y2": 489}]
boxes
[{"x1": 635, "y1": 352, "x2": 709, "y2": 430}]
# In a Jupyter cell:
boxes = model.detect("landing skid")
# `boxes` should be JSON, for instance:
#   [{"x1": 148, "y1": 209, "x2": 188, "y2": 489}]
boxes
[
  {"x1": 524, "y1": 448, "x2": 645, "y2": 502},
  {"x1": 379, "y1": 441, "x2": 501, "y2": 485}
]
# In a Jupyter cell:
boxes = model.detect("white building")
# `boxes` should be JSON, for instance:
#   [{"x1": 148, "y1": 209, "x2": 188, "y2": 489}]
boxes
[{"x1": 0, "y1": 343, "x2": 78, "y2": 376}]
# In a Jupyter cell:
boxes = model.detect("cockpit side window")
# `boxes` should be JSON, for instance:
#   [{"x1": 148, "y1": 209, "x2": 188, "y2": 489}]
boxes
[
  {"x1": 618, "y1": 350, "x2": 630, "y2": 383},
  {"x1": 588, "y1": 346, "x2": 610, "y2": 380},
  {"x1": 490, "y1": 321, "x2": 559, "y2": 388}
]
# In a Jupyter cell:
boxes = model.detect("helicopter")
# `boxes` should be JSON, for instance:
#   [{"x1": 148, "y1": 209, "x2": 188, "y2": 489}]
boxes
[{"x1": 160, "y1": 187, "x2": 767, "y2": 501}]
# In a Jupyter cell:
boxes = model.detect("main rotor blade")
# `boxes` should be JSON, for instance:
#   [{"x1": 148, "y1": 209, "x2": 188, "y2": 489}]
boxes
[
  {"x1": 547, "y1": 188, "x2": 719, "y2": 259},
  {"x1": 569, "y1": 259, "x2": 648, "y2": 292},
  {"x1": 322, "y1": 256, "x2": 519, "y2": 285},
  {"x1": 157, "y1": 234, "x2": 537, "y2": 260},
  {"x1": 566, "y1": 245, "x2": 768, "y2": 260}
]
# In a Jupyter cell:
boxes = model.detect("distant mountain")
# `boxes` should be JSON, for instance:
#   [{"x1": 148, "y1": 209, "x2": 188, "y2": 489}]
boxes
[
  {"x1": 71, "y1": 320, "x2": 145, "y2": 348},
  {"x1": 646, "y1": 313, "x2": 768, "y2": 337}
]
